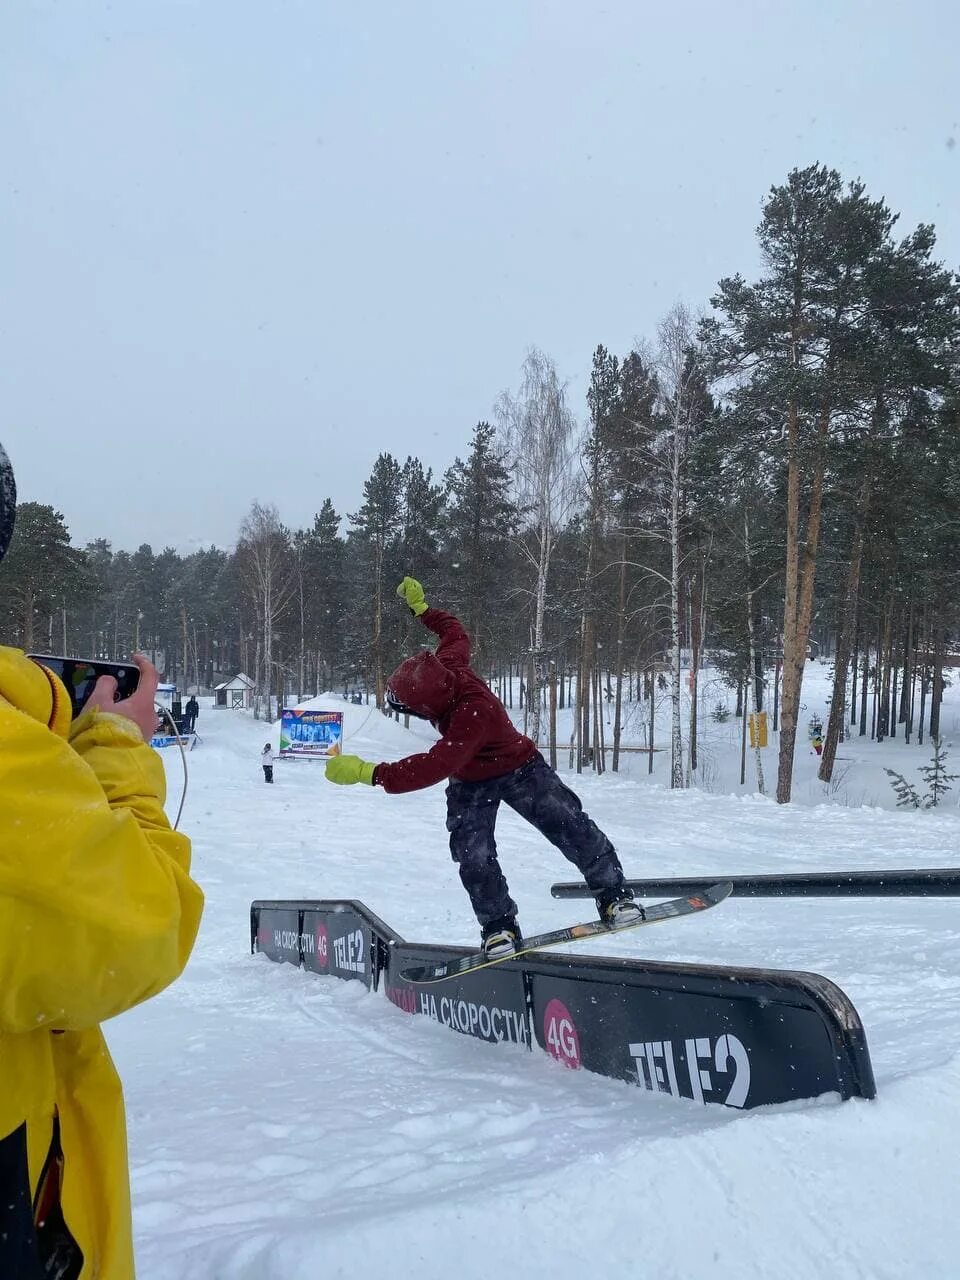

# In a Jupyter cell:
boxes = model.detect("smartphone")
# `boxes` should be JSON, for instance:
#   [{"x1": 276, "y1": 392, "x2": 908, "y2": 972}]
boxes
[{"x1": 27, "y1": 655, "x2": 140, "y2": 719}]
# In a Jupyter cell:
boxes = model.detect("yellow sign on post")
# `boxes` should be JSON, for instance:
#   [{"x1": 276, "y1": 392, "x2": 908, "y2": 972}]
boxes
[{"x1": 748, "y1": 711, "x2": 768, "y2": 748}]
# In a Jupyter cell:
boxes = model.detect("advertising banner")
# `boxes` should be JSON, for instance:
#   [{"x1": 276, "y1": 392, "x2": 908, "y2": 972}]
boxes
[
  {"x1": 253, "y1": 905, "x2": 302, "y2": 967},
  {"x1": 385, "y1": 946, "x2": 529, "y2": 1048},
  {"x1": 279, "y1": 709, "x2": 343, "y2": 759},
  {"x1": 301, "y1": 907, "x2": 374, "y2": 989},
  {"x1": 524, "y1": 956, "x2": 874, "y2": 1108}
]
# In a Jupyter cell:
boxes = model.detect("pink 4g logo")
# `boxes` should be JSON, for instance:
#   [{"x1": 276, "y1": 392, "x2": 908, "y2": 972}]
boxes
[
  {"x1": 543, "y1": 998, "x2": 581, "y2": 1069},
  {"x1": 314, "y1": 923, "x2": 329, "y2": 969}
]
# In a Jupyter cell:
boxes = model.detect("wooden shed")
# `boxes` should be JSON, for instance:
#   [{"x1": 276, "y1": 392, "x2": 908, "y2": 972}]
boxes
[{"x1": 214, "y1": 673, "x2": 255, "y2": 710}]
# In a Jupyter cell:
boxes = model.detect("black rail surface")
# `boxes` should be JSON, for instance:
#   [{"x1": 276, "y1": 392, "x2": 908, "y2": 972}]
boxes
[{"x1": 550, "y1": 868, "x2": 960, "y2": 899}]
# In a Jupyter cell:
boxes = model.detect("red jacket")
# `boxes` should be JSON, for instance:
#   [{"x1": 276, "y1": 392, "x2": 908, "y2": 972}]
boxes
[{"x1": 375, "y1": 609, "x2": 537, "y2": 794}]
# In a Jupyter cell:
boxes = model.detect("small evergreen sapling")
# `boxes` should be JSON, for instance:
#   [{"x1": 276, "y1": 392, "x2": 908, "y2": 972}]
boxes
[
  {"x1": 884, "y1": 738, "x2": 957, "y2": 810},
  {"x1": 919, "y1": 737, "x2": 958, "y2": 809},
  {"x1": 883, "y1": 767, "x2": 921, "y2": 809}
]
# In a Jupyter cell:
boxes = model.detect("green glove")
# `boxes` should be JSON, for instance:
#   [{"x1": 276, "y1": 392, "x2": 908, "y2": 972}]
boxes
[
  {"x1": 396, "y1": 576, "x2": 429, "y2": 617},
  {"x1": 325, "y1": 754, "x2": 377, "y2": 786}
]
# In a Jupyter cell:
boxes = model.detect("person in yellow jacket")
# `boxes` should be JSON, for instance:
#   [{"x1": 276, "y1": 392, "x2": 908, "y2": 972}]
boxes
[{"x1": 0, "y1": 443, "x2": 204, "y2": 1278}]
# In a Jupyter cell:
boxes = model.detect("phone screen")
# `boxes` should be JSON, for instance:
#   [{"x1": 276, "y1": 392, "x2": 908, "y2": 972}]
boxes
[{"x1": 26, "y1": 656, "x2": 140, "y2": 718}]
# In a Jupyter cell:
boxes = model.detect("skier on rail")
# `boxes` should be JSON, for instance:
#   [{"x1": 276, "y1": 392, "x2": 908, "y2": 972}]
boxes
[{"x1": 324, "y1": 576, "x2": 642, "y2": 958}]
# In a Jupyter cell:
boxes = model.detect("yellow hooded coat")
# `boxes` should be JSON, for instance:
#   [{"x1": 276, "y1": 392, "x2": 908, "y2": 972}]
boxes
[{"x1": 0, "y1": 648, "x2": 204, "y2": 1278}]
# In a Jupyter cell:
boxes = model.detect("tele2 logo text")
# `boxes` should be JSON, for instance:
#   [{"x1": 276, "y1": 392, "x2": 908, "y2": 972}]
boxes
[{"x1": 542, "y1": 998, "x2": 751, "y2": 1108}]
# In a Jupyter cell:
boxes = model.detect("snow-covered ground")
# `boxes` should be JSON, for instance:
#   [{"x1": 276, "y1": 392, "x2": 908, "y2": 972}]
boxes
[
  {"x1": 525, "y1": 660, "x2": 960, "y2": 812},
  {"x1": 107, "y1": 670, "x2": 960, "y2": 1278}
]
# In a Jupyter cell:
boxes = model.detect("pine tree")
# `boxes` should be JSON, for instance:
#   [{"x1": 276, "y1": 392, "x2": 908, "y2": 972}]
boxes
[
  {"x1": 299, "y1": 499, "x2": 346, "y2": 693},
  {"x1": 400, "y1": 457, "x2": 445, "y2": 584},
  {"x1": 0, "y1": 502, "x2": 84, "y2": 648},
  {"x1": 579, "y1": 344, "x2": 621, "y2": 773},
  {"x1": 349, "y1": 454, "x2": 404, "y2": 707},
  {"x1": 76, "y1": 538, "x2": 115, "y2": 656},
  {"x1": 705, "y1": 165, "x2": 915, "y2": 802},
  {"x1": 444, "y1": 421, "x2": 518, "y2": 674}
]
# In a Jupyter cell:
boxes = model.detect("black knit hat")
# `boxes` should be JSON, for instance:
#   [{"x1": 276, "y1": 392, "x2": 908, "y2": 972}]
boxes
[{"x1": 0, "y1": 442, "x2": 15, "y2": 565}]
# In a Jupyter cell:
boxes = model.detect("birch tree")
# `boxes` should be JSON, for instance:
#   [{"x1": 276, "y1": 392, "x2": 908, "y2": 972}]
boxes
[
  {"x1": 655, "y1": 305, "x2": 707, "y2": 789},
  {"x1": 237, "y1": 502, "x2": 294, "y2": 721},
  {"x1": 497, "y1": 349, "x2": 578, "y2": 747}
]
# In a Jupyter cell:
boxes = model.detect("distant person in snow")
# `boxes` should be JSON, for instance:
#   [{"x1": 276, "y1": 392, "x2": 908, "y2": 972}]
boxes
[
  {"x1": 262, "y1": 743, "x2": 274, "y2": 783},
  {"x1": 184, "y1": 694, "x2": 199, "y2": 732},
  {"x1": 324, "y1": 576, "x2": 641, "y2": 958},
  {"x1": 0, "y1": 442, "x2": 204, "y2": 1279}
]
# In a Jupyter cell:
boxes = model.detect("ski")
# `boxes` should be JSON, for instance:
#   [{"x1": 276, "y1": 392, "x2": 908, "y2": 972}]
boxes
[{"x1": 399, "y1": 881, "x2": 733, "y2": 985}]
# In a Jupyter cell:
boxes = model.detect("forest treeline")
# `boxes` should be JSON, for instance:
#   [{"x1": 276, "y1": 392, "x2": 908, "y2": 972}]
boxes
[{"x1": 2, "y1": 164, "x2": 959, "y2": 803}]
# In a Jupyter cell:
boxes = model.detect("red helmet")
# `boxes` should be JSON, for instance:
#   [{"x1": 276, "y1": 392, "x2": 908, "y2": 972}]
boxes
[{"x1": 385, "y1": 650, "x2": 455, "y2": 720}]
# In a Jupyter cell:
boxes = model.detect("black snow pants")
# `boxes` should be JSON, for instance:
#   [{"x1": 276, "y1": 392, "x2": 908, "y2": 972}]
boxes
[
  {"x1": 263, "y1": 765, "x2": 273, "y2": 783},
  {"x1": 445, "y1": 752, "x2": 625, "y2": 926}
]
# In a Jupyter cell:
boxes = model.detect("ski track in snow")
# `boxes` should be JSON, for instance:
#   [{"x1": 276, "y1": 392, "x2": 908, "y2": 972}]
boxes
[{"x1": 106, "y1": 672, "x2": 960, "y2": 1278}]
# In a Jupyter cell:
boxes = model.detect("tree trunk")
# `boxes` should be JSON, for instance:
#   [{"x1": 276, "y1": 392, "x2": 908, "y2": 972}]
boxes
[
  {"x1": 594, "y1": 664, "x2": 605, "y2": 776},
  {"x1": 612, "y1": 549, "x2": 627, "y2": 774},
  {"x1": 906, "y1": 601, "x2": 920, "y2": 745},
  {"x1": 548, "y1": 663, "x2": 558, "y2": 769},
  {"x1": 890, "y1": 605, "x2": 900, "y2": 741},
  {"x1": 578, "y1": 621, "x2": 591, "y2": 773},
  {"x1": 918, "y1": 611, "x2": 928, "y2": 748},
  {"x1": 743, "y1": 510, "x2": 765, "y2": 795},
  {"x1": 930, "y1": 619, "x2": 946, "y2": 741},
  {"x1": 885, "y1": 593, "x2": 901, "y2": 747},
  {"x1": 648, "y1": 667, "x2": 655, "y2": 775},
  {"x1": 777, "y1": 404, "x2": 829, "y2": 804},
  {"x1": 669, "y1": 441, "x2": 684, "y2": 790},
  {"x1": 687, "y1": 565, "x2": 703, "y2": 779},
  {"x1": 527, "y1": 520, "x2": 552, "y2": 747},
  {"x1": 298, "y1": 560, "x2": 305, "y2": 704},
  {"x1": 898, "y1": 599, "x2": 911, "y2": 726},
  {"x1": 372, "y1": 541, "x2": 384, "y2": 710},
  {"x1": 739, "y1": 680, "x2": 748, "y2": 786},
  {"x1": 181, "y1": 604, "x2": 189, "y2": 689},
  {"x1": 772, "y1": 634, "x2": 782, "y2": 732},
  {"x1": 819, "y1": 472, "x2": 870, "y2": 781},
  {"x1": 253, "y1": 638, "x2": 262, "y2": 719},
  {"x1": 850, "y1": 611, "x2": 859, "y2": 727}
]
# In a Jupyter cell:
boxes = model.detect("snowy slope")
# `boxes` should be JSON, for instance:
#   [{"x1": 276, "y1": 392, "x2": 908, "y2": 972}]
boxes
[{"x1": 106, "y1": 687, "x2": 960, "y2": 1279}]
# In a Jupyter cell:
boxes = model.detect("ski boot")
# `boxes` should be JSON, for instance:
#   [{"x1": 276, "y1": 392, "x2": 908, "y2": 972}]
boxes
[
  {"x1": 481, "y1": 916, "x2": 523, "y2": 959},
  {"x1": 596, "y1": 888, "x2": 645, "y2": 927}
]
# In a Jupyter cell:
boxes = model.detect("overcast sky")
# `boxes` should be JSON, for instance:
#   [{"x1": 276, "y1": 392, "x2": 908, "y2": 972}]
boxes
[{"x1": 2, "y1": 0, "x2": 958, "y2": 552}]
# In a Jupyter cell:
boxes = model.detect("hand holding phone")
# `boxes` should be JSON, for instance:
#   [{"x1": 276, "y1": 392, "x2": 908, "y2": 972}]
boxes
[
  {"x1": 85, "y1": 654, "x2": 160, "y2": 742},
  {"x1": 27, "y1": 654, "x2": 140, "y2": 716}
]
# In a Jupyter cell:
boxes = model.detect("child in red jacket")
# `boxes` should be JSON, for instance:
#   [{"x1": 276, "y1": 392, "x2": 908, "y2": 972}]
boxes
[{"x1": 325, "y1": 577, "x2": 640, "y2": 957}]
